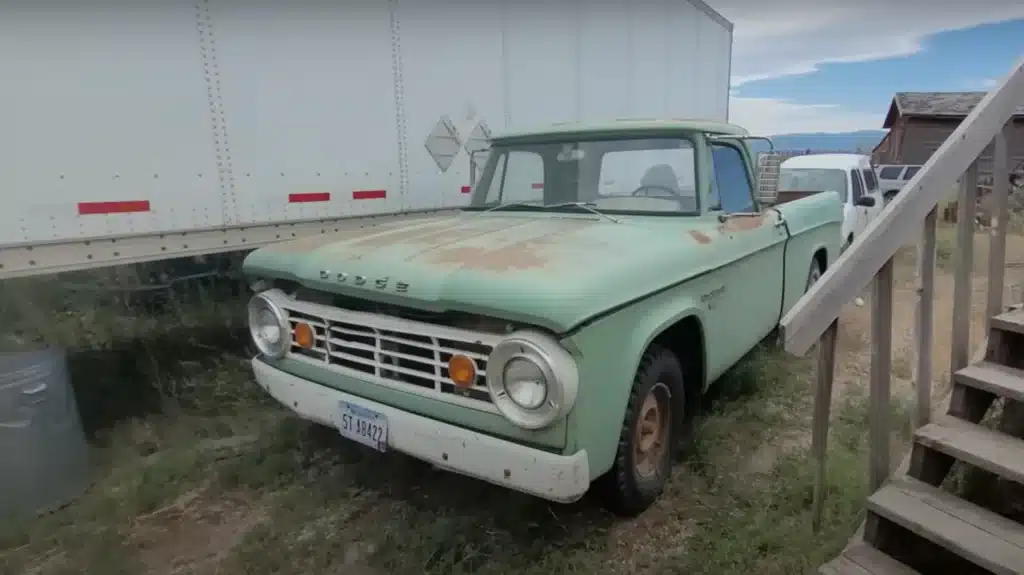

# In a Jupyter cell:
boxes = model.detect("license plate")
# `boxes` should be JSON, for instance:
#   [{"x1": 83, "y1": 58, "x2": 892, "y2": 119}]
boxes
[{"x1": 337, "y1": 401, "x2": 388, "y2": 452}]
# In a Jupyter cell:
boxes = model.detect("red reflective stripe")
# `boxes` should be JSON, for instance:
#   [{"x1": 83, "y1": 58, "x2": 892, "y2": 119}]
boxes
[
  {"x1": 352, "y1": 189, "x2": 386, "y2": 200},
  {"x1": 77, "y1": 200, "x2": 150, "y2": 215},
  {"x1": 289, "y1": 192, "x2": 331, "y2": 203},
  {"x1": 461, "y1": 186, "x2": 472, "y2": 194},
  {"x1": 531, "y1": 182, "x2": 544, "y2": 189}
]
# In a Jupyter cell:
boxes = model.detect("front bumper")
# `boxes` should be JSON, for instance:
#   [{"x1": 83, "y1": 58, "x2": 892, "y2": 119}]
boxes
[{"x1": 251, "y1": 358, "x2": 591, "y2": 504}]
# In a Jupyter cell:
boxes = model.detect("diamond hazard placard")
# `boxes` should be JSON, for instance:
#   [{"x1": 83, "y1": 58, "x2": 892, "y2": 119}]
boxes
[{"x1": 424, "y1": 115, "x2": 462, "y2": 172}]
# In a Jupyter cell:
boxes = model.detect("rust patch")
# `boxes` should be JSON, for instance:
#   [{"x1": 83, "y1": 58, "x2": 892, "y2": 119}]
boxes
[
  {"x1": 689, "y1": 230, "x2": 712, "y2": 244},
  {"x1": 347, "y1": 220, "x2": 468, "y2": 248},
  {"x1": 425, "y1": 220, "x2": 594, "y2": 273},
  {"x1": 718, "y1": 213, "x2": 766, "y2": 233},
  {"x1": 429, "y1": 243, "x2": 548, "y2": 272},
  {"x1": 775, "y1": 190, "x2": 819, "y2": 205}
]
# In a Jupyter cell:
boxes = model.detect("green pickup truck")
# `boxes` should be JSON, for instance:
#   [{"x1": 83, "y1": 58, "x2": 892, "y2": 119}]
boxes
[{"x1": 242, "y1": 120, "x2": 842, "y2": 516}]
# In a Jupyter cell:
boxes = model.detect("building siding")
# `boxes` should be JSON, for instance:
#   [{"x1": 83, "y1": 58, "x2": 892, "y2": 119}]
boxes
[{"x1": 897, "y1": 118, "x2": 1024, "y2": 180}]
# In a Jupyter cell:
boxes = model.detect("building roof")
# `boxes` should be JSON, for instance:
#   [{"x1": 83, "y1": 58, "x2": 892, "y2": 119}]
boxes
[
  {"x1": 883, "y1": 91, "x2": 1024, "y2": 128},
  {"x1": 492, "y1": 118, "x2": 750, "y2": 144}
]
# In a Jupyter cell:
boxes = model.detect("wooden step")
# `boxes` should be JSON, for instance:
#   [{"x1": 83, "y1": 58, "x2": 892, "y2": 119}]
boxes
[
  {"x1": 819, "y1": 542, "x2": 920, "y2": 574},
  {"x1": 914, "y1": 416, "x2": 1024, "y2": 485},
  {"x1": 991, "y1": 309, "x2": 1024, "y2": 336},
  {"x1": 867, "y1": 478, "x2": 1024, "y2": 575},
  {"x1": 955, "y1": 361, "x2": 1024, "y2": 403}
]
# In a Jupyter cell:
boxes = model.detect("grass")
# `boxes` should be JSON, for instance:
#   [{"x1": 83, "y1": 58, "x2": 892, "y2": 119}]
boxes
[{"x1": 0, "y1": 266, "x2": 918, "y2": 575}]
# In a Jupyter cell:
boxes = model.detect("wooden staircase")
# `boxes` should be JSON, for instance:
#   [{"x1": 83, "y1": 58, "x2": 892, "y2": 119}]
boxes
[{"x1": 820, "y1": 308, "x2": 1024, "y2": 575}]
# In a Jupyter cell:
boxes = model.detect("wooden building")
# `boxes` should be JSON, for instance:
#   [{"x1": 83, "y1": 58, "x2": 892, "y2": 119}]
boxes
[{"x1": 872, "y1": 92, "x2": 1024, "y2": 180}]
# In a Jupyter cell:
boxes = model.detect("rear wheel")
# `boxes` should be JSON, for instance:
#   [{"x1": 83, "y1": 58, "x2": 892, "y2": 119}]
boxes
[
  {"x1": 806, "y1": 258, "x2": 823, "y2": 291},
  {"x1": 598, "y1": 344, "x2": 685, "y2": 517}
]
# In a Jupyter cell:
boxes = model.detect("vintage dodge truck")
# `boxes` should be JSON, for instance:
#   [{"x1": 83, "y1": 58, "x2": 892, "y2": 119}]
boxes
[{"x1": 242, "y1": 120, "x2": 842, "y2": 516}]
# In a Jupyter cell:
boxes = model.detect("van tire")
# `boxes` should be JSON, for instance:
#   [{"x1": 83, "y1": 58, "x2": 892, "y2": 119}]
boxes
[{"x1": 598, "y1": 344, "x2": 685, "y2": 517}]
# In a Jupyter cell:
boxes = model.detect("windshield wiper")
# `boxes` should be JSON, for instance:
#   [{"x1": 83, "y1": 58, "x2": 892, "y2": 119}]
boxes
[
  {"x1": 548, "y1": 201, "x2": 621, "y2": 223},
  {"x1": 474, "y1": 200, "x2": 620, "y2": 223}
]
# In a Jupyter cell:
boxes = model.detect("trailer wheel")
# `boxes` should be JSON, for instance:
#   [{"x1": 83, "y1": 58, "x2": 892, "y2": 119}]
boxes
[{"x1": 598, "y1": 344, "x2": 685, "y2": 517}]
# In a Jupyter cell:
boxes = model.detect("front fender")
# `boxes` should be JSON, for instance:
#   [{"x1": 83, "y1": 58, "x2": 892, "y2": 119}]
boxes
[{"x1": 560, "y1": 284, "x2": 708, "y2": 480}]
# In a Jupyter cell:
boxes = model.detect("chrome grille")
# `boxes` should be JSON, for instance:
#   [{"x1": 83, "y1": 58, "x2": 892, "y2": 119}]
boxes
[{"x1": 279, "y1": 301, "x2": 500, "y2": 406}]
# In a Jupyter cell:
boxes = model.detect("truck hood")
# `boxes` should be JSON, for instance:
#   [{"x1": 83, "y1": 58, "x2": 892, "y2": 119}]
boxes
[{"x1": 243, "y1": 211, "x2": 745, "y2": 332}]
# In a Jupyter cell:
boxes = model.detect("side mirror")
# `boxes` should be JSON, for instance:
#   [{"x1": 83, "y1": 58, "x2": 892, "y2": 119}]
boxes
[
  {"x1": 855, "y1": 196, "x2": 876, "y2": 207},
  {"x1": 469, "y1": 148, "x2": 490, "y2": 185}
]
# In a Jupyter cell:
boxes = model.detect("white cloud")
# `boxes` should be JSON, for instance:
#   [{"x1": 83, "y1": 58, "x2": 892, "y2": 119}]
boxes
[
  {"x1": 728, "y1": 97, "x2": 884, "y2": 136},
  {"x1": 706, "y1": 0, "x2": 1024, "y2": 133}
]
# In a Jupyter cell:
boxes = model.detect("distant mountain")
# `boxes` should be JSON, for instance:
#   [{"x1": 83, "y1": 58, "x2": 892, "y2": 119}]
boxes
[{"x1": 749, "y1": 130, "x2": 887, "y2": 154}]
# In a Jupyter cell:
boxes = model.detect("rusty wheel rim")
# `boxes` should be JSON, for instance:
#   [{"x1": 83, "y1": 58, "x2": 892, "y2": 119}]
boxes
[{"x1": 633, "y1": 383, "x2": 671, "y2": 480}]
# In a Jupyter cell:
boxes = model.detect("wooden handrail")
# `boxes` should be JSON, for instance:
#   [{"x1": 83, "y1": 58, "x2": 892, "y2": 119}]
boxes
[
  {"x1": 780, "y1": 56, "x2": 1024, "y2": 356},
  {"x1": 806, "y1": 73, "x2": 1020, "y2": 533}
]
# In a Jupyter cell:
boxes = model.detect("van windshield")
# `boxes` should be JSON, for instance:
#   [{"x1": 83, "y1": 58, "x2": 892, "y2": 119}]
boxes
[
  {"x1": 465, "y1": 136, "x2": 700, "y2": 215},
  {"x1": 778, "y1": 168, "x2": 848, "y2": 203}
]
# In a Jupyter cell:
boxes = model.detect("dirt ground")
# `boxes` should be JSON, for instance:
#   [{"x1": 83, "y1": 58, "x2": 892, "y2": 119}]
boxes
[{"x1": 2, "y1": 226, "x2": 1023, "y2": 575}]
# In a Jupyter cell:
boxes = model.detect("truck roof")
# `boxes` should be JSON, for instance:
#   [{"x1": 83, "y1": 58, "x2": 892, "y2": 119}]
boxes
[{"x1": 492, "y1": 118, "x2": 750, "y2": 143}]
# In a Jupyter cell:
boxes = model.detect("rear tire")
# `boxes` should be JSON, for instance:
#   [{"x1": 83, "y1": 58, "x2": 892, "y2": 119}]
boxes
[
  {"x1": 806, "y1": 257, "x2": 823, "y2": 291},
  {"x1": 598, "y1": 344, "x2": 685, "y2": 517}
]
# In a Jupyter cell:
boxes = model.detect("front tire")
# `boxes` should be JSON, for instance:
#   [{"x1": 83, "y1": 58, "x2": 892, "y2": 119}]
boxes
[{"x1": 598, "y1": 344, "x2": 685, "y2": 517}]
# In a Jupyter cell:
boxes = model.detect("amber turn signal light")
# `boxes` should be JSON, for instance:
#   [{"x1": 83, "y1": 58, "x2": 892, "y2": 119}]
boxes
[
  {"x1": 448, "y1": 354, "x2": 477, "y2": 388},
  {"x1": 293, "y1": 322, "x2": 315, "y2": 349}
]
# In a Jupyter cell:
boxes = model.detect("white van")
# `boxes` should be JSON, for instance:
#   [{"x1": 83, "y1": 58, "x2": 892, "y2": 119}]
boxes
[{"x1": 776, "y1": 154, "x2": 884, "y2": 250}]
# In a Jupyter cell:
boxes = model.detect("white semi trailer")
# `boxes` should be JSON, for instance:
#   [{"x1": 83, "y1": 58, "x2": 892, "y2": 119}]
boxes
[{"x1": 0, "y1": 0, "x2": 733, "y2": 281}]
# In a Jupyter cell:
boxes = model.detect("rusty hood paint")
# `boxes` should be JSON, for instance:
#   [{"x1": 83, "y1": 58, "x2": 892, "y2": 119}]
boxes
[{"x1": 243, "y1": 211, "x2": 762, "y2": 332}]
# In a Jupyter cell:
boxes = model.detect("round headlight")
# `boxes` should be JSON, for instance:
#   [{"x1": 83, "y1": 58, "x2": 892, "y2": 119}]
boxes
[
  {"x1": 248, "y1": 293, "x2": 289, "y2": 358},
  {"x1": 503, "y1": 358, "x2": 548, "y2": 410},
  {"x1": 486, "y1": 330, "x2": 579, "y2": 430}
]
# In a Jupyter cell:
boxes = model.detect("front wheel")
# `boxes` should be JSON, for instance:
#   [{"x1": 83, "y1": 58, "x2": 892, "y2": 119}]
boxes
[{"x1": 598, "y1": 344, "x2": 685, "y2": 517}]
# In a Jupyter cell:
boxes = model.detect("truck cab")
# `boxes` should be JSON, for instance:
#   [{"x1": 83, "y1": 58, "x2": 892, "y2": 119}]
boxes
[
  {"x1": 242, "y1": 120, "x2": 842, "y2": 516},
  {"x1": 777, "y1": 153, "x2": 883, "y2": 250}
]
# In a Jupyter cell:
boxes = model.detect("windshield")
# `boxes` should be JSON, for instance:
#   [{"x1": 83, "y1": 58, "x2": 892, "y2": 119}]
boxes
[
  {"x1": 467, "y1": 137, "x2": 698, "y2": 214},
  {"x1": 778, "y1": 167, "x2": 848, "y2": 203}
]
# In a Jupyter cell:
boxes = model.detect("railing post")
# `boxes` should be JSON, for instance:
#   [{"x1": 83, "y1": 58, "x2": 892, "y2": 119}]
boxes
[
  {"x1": 951, "y1": 162, "x2": 979, "y2": 375},
  {"x1": 870, "y1": 258, "x2": 895, "y2": 491},
  {"x1": 986, "y1": 125, "x2": 1011, "y2": 325},
  {"x1": 811, "y1": 319, "x2": 839, "y2": 533},
  {"x1": 914, "y1": 208, "x2": 937, "y2": 428}
]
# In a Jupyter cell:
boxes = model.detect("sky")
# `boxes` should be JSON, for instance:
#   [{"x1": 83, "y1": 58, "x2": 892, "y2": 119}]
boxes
[{"x1": 704, "y1": 0, "x2": 1024, "y2": 135}]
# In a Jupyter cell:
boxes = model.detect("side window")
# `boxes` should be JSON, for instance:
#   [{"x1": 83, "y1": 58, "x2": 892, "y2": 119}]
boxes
[
  {"x1": 709, "y1": 144, "x2": 755, "y2": 214},
  {"x1": 849, "y1": 170, "x2": 864, "y2": 201},
  {"x1": 878, "y1": 166, "x2": 902, "y2": 180},
  {"x1": 862, "y1": 169, "x2": 879, "y2": 193},
  {"x1": 903, "y1": 166, "x2": 921, "y2": 180},
  {"x1": 484, "y1": 150, "x2": 544, "y2": 204}
]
